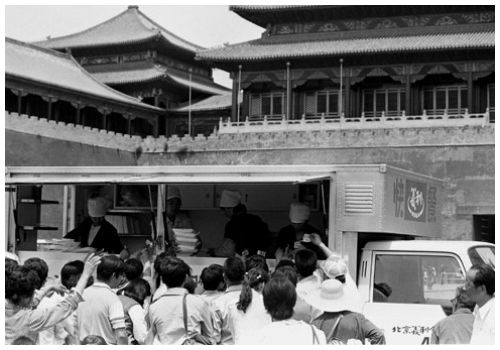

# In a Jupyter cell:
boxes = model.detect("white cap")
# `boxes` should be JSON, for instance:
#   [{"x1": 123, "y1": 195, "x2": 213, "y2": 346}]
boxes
[
  {"x1": 88, "y1": 197, "x2": 109, "y2": 217},
  {"x1": 219, "y1": 190, "x2": 242, "y2": 208},
  {"x1": 167, "y1": 186, "x2": 182, "y2": 201},
  {"x1": 289, "y1": 202, "x2": 310, "y2": 223}
]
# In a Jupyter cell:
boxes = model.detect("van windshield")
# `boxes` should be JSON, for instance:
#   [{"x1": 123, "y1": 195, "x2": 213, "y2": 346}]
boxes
[{"x1": 468, "y1": 246, "x2": 495, "y2": 268}]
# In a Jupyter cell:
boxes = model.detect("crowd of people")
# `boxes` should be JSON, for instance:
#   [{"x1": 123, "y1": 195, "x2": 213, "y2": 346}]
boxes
[
  {"x1": 5, "y1": 234, "x2": 389, "y2": 345},
  {"x1": 5, "y1": 237, "x2": 495, "y2": 345}
]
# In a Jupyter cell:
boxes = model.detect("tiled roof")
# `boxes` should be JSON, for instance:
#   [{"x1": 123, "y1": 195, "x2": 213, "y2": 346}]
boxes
[
  {"x1": 34, "y1": 5, "x2": 201, "y2": 52},
  {"x1": 197, "y1": 31, "x2": 494, "y2": 62},
  {"x1": 6, "y1": 38, "x2": 162, "y2": 112},
  {"x1": 92, "y1": 65, "x2": 229, "y2": 95},
  {"x1": 172, "y1": 92, "x2": 241, "y2": 112}
]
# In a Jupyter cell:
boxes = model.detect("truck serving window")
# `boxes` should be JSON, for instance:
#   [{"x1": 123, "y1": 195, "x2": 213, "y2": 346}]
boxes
[
  {"x1": 468, "y1": 246, "x2": 495, "y2": 268},
  {"x1": 373, "y1": 254, "x2": 464, "y2": 314}
]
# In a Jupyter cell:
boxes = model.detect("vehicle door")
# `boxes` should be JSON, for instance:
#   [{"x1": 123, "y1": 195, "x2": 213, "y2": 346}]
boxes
[{"x1": 362, "y1": 251, "x2": 467, "y2": 344}]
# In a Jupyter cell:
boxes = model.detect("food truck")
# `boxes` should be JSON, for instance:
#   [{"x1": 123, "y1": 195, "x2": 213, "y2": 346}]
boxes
[{"x1": 6, "y1": 163, "x2": 494, "y2": 344}]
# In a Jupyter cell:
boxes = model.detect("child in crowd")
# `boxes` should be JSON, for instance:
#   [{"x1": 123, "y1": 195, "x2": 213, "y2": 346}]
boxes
[
  {"x1": 230, "y1": 267, "x2": 271, "y2": 344},
  {"x1": 118, "y1": 278, "x2": 151, "y2": 344}
]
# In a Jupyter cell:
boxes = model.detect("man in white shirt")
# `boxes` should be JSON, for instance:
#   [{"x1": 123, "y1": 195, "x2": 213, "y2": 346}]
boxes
[
  {"x1": 464, "y1": 263, "x2": 495, "y2": 345},
  {"x1": 213, "y1": 257, "x2": 246, "y2": 344},
  {"x1": 148, "y1": 257, "x2": 215, "y2": 345},
  {"x1": 76, "y1": 255, "x2": 128, "y2": 345}
]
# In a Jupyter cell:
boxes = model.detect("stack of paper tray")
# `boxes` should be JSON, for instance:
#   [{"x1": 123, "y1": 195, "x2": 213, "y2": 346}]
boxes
[{"x1": 173, "y1": 228, "x2": 199, "y2": 255}]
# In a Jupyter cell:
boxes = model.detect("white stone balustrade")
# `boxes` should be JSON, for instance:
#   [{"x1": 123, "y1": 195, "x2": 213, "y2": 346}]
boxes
[{"x1": 218, "y1": 109, "x2": 493, "y2": 134}]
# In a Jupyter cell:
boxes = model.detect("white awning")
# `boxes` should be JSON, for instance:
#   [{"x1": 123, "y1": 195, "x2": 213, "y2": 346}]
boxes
[{"x1": 5, "y1": 164, "x2": 388, "y2": 185}]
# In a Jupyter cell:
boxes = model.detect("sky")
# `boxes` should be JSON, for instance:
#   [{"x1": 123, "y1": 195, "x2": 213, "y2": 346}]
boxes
[{"x1": 4, "y1": 4, "x2": 265, "y2": 88}]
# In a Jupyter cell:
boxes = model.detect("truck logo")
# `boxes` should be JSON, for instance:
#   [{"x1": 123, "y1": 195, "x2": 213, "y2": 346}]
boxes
[
  {"x1": 404, "y1": 180, "x2": 427, "y2": 222},
  {"x1": 407, "y1": 187, "x2": 425, "y2": 219}
]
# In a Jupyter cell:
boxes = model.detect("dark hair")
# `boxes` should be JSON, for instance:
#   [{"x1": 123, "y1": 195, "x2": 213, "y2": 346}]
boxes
[
  {"x1": 471, "y1": 264, "x2": 495, "y2": 296},
  {"x1": 160, "y1": 257, "x2": 190, "y2": 288},
  {"x1": 124, "y1": 278, "x2": 151, "y2": 306},
  {"x1": 96, "y1": 255, "x2": 125, "y2": 282},
  {"x1": 184, "y1": 275, "x2": 197, "y2": 294},
  {"x1": 6, "y1": 265, "x2": 40, "y2": 305},
  {"x1": 11, "y1": 336, "x2": 36, "y2": 345},
  {"x1": 61, "y1": 260, "x2": 84, "y2": 290},
  {"x1": 294, "y1": 249, "x2": 317, "y2": 278},
  {"x1": 81, "y1": 335, "x2": 107, "y2": 345},
  {"x1": 6, "y1": 258, "x2": 18, "y2": 276},
  {"x1": 154, "y1": 252, "x2": 174, "y2": 289},
  {"x1": 125, "y1": 258, "x2": 144, "y2": 281},
  {"x1": 224, "y1": 257, "x2": 246, "y2": 284},
  {"x1": 263, "y1": 276, "x2": 297, "y2": 321},
  {"x1": 23, "y1": 257, "x2": 49, "y2": 289},
  {"x1": 201, "y1": 264, "x2": 224, "y2": 291},
  {"x1": 237, "y1": 267, "x2": 269, "y2": 313},
  {"x1": 246, "y1": 255, "x2": 269, "y2": 272},
  {"x1": 273, "y1": 266, "x2": 298, "y2": 286},
  {"x1": 453, "y1": 286, "x2": 475, "y2": 311},
  {"x1": 275, "y1": 259, "x2": 295, "y2": 270}
]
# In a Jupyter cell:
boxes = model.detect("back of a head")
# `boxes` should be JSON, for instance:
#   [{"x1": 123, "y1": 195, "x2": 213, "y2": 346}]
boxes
[
  {"x1": 273, "y1": 266, "x2": 298, "y2": 286},
  {"x1": 471, "y1": 263, "x2": 495, "y2": 296},
  {"x1": 224, "y1": 257, "x2": 246, "y2": 284},
  {"x1": 61, "y1": 260, "x2": 84, "y2": 290},
  {"x1": 154, "y1": 252, "x2": 174, "y2": 274},
  {"x1": 263, "y1": 276, "x2": 297, "y2": 321},
  {"x1": 97, "y1": 255, "x2": 125, "y2": 282},
  {"x1": 6, "y1": 265, "x2": 40, "y2": 305},
  {"x1": 81, "y1": 335, "x2": 107, "y2": 345},
  {"x1": 246, "y1": 254, "x2": 269, "y2": 272},
  {"x1": 275, "y1": 259, "x2": 295, "y2": 270},
  {"x1": 125, "y1": 258, "x2": 144, "y2": 281},
  {"x1": 23, "y1": 257, "x2": 49, "y2": 289},
  {"x1": 161, "y1": 257, "x2": 190, "y2": 288},
  {"x1": 5, "y1": 258, "x2": 18, "y2": 276},
  {"x1": 247, "y1": 267, "x2": 270, "y2": 289},
  {"x1": 454, "y1": 286, "x2": 475, "y2": 311},
  {"x1": 295, "y1": 249, "x2": 318, "y2": 278},
  {"x1": 201, "y1": 264, "x2": 224, "y2": 291},
  {"x1": 124, "y1": 278, "x2": 151, "y2": 306},
  {"x1": 11, "y1": 336, "x2": 36, "y2": 345}
]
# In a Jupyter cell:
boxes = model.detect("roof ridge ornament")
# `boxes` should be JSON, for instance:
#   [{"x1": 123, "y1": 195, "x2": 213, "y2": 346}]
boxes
[{"x1": 128, "y1": 5, "x2": 139, "y2": 10}]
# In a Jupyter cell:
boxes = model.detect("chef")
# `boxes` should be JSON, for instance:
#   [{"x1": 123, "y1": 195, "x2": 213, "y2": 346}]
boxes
[
  {"x1": 275, "y1": 202, "x2": 327, "y2": 260},
  {"x1": 211, "y1": 190, "x2": 269, "y2": 258},
  {"x1": 65, "y1": 197, "x2": 129, "y2": 259}
]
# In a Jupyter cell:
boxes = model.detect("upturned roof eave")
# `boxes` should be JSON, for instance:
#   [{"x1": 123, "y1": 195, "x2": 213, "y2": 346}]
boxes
[{"x1": 6, "y1": 73, "x2": 164, "y2": 115}]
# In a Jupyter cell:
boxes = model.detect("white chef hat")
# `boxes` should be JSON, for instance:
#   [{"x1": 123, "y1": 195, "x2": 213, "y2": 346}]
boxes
[
  {"x1": 219, "y1": 190, "x2": 242, "y2": 208},
  {"x1": 88, "y1": 197, "x2": 109, "y2": 217},
  {"x1": 289, "y1": 202, "x2": 310, "y2": 223},
  {"x1": 167, "y1": 186, "x2": 182, "y2": 201}
]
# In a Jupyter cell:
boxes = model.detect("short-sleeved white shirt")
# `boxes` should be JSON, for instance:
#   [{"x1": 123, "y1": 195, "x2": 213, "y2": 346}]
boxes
[{"x1": 77, "y1": 281, "x2": 126, "y2": 344}]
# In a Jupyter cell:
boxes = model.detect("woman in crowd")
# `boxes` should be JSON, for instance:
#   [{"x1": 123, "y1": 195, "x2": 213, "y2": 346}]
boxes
[
  {"x1": 256, "y1": 276, "x2": 326, "y2": 345},
  {"x1": 306, "y1": 279, "x2": 385, "y2": 344},
  {"x1": 5, "y1": 253, "x2": 101, "y2": 344},
  {"x1": 118, "y1": 278, "x2": 151, "y2": 344},
  {"x1": 229, "y1": 267, "x2": 271, "y2": 344}
]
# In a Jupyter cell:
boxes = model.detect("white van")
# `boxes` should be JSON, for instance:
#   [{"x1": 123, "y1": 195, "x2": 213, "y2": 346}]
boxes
[{"x1": 359, "y1": 240, "x2": 495, "y2": 344}]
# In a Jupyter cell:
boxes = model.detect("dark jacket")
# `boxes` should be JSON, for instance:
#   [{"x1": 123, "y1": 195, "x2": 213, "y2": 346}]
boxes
[
  {"x1": 312, "y1": 311, "x2": 386, "y2": 344},
  {"x1": 224, "y1": 208, "x2": 269, "y2": 256},
  {"x1": 65, "y1": 217, "x2": 123, "y2": 254},
  {"x1": 277, "y1": 223, "x2": 327, "y2": 260}
]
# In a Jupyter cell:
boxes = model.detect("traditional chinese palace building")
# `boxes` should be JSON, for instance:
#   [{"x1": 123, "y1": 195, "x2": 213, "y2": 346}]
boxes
[
  {"x1": 5, "y1": 5, "x2": 495, "y2": 243},
  {"x1": 34, "y1": 5, "x2": 229, "y2": 136}
]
